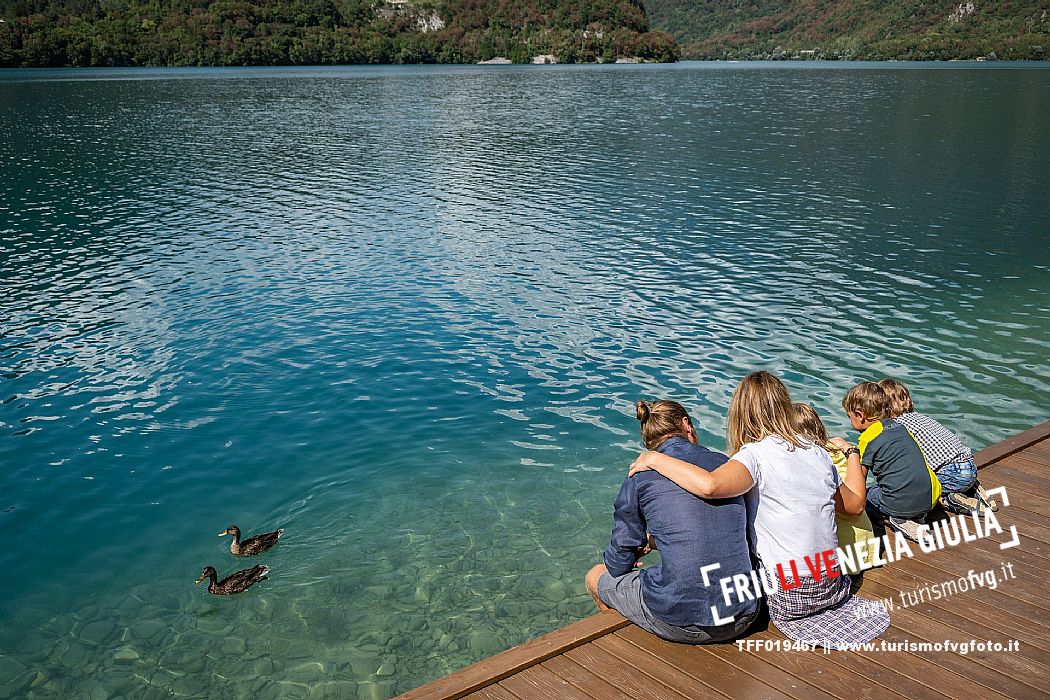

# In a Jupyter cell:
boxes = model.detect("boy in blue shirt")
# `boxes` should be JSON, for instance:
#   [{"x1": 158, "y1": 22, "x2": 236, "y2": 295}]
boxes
[{"x1": 838, "y1": 382, "x2": 941, "y2": 542}]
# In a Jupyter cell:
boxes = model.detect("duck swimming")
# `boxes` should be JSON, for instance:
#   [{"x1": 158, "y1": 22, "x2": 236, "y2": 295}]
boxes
[
  {"x1": 195, "y1": 565, "x2": 268, "y2": 595},
  {"x1": 219, "y1": 524, "x2": 284, "y2": 555}
]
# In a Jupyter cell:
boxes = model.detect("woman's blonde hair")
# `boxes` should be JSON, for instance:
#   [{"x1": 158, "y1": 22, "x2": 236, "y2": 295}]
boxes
[
  {"x1": 877, "y1": 378, "x2": 914, "y2": 417},
  {"x1": 727, "y1": 371, "x2": 805, "y2": 454},
  {"x1": 793, "y1": 402, "x2": 828, "y2": 444},
  {"x1": 635, "y1": 400, "x2": 693, "y2": 450}
]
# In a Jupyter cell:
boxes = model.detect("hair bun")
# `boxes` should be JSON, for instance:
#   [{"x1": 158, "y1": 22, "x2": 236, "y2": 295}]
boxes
[{"x1": 635, "y1": 400, "x2": 651, "y2": 423}]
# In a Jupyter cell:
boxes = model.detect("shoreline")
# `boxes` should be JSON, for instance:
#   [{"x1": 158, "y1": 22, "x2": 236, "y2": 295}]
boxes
[{"x1": 3, "y1": 59, "x2": 1050, "y2": 82}]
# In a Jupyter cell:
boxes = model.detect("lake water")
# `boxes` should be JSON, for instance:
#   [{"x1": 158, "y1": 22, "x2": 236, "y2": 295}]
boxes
[{"x1": 1, "y1": 62, "x2": 1047, "y2": 699}]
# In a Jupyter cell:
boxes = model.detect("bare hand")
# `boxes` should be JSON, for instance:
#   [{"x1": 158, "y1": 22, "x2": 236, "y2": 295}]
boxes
[
  {"x1": 828, "y1": 436, "x2": 853, "y2": 451},
  {"x1": 629, "y1": 451, "x2": 656, "y2": 477},
  {"x1": 635, "y1": 533, "x2": 657, "y2": 558}
]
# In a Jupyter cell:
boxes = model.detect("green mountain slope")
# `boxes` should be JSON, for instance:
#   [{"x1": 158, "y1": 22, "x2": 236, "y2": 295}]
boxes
[
  {"x1": 0, "y1": 0, "x2": 678, "y2": 67},
  {"x1": 644, "y1": 1, "x2": 1050, "y2": 60}
]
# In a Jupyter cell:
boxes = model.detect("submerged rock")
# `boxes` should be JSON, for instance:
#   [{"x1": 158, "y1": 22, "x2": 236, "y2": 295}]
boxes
[
  {"x1": 253, "y1": 657, "x2": 275, "y2": 675},
  {"x1": 219, "y1": 636, "x2": 246, "y2": 655},
  {"x1": 541, "y1": 578, "x2": 568, "y2": 602},
  {"x1": 130, "y1": 620, "x2": 165, "y2": 642},
  {"x1": 79, "y1": 620, "x2": 116, "y2": 647},
  {"x1": 113, "y1": 647, "x2": 140, "y2": 664},
  {"x1": 361, "y1": 680, "x2": 396, "y2": 700}
]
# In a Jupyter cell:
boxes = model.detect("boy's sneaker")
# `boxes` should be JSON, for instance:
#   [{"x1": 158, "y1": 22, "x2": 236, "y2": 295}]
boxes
[
  {"x1": 942, "y1": 492, "x2": 980, "y2": 515},
  {"x1": 975, "y1": 483, "x2": 999, "y2": 512},
  {"x1": 887, "y1": 516, "x2": 925, "y2": 543}
]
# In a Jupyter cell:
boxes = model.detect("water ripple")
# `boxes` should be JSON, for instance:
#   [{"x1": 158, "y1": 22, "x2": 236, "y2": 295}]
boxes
[{"x1": 0, "y1": 63, "x2": 1048, "y2": 698}]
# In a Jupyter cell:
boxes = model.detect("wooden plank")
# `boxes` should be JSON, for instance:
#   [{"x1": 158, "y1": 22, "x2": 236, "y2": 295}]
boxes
[
  {"x1": 591, "y1": 634, "x2": 744, "y2": 700},
  {"x1": 975, "y1": 422, "x2": 1050, "y2": 468},
  {"x1": 844, "y1": 631, "x2": 1008, "y2": 700},
  {"x1": 859, "y1": 567, "x2": 1050, "y2": 653},
  {"x1": 945, "y1": 501, "x2": 1050, "y2": 552},
  {"x1": 1003, "y1": 447, "x2": 1050, "y2": 468},
  {"x1": 909, "y1": 541, "x2": 1050, "y2": 613},
  {"x1": 860, "y1": 577, "x2": 1050, "y2": 671},
  {"x1": 923, "y1": 492, "x2": 1050, "y2": 550},
  {"x1": 538, "y1": 656, "x2": 634, "y2": 700},
  {"x1": 743, "y1": 606, "x2": 977, "y2": 700},
  {"x1": 981, "y1": 473, "x2": 1050, "y2": 512},
  {"x1": 604, "y1": 629, "x2": 785, "y2": 700},
  {"x1": 984, "y1": 457, "x2": 1050, "y2": 490},
  {"x1": 396, "y1": 610, "x2": 629, "y2": 700},
  {"x1": 840, "y1": 590, "x2": 1046, "y2": 698},
  {"x1": 702, "y1": 628, "x2": 911, "y2": 700},
  {"x1": 1021, "y1": 440, "x2": 1050, "y2": 463},
  {"x1": 463, "y1": 686, "x2": 522, "y2": 700},
  {"x1": 699, "y1": 638, "x2": 844, "y2": 700},
  {"x1": 914, "y1": 538, "x2": 1050, "y2": 614},
  {"x1": 761, "y1": 613, "x2": 1012, "y2": 700},
  {"x1": 869, "y1": 558, "x2": 1050, "y2": 647},
  {"x1": 978, "y1": 457, "x2": 1050, "y2": 491},
  {"x1": 497, "y1": 666, "x2": 596, "y2": 700},
  {"x1": 964, "y1": 507, "x2": 1050, "y2": 549},
  {"x1": 564, "y1": 640, "x2": 693, "y2": 700}
]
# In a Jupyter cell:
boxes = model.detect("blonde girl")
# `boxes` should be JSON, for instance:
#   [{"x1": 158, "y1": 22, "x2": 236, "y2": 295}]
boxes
[{"x1": 794, "y1": 402, "x2": 876, "y2": 577}]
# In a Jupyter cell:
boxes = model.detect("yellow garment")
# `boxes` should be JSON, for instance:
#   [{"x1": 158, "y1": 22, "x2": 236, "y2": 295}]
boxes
[
  {"x1": 826, "y1": 444, "x2": 876, "y2": 575},
  {"x1": 910, "y1": 430, "x2": 943, "y2": 506}
]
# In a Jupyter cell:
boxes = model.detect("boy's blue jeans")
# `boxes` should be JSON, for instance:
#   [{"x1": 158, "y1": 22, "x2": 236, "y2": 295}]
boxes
[
  {"x1": 935, "y1": 459, "x2": 977, "y2": 494},
  {"x1": 865, "y1": 486, "x2": 928, "y2": 523},
  {"x1": 865, "y1": 486, "x2": 888, "y2": 523}
]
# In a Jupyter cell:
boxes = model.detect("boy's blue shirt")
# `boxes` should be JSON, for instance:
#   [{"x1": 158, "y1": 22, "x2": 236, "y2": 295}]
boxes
[
  {"x1": 858, "y1": 417, "x2": 939, "y2": 518},
  {"x1": 603, "y1": 436, "x2": 758, "y2": 627}
]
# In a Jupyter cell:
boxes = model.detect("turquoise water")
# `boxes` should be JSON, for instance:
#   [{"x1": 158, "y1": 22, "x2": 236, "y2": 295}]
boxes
[{"x1": 1, "y1": 62, "x2": 1048, "y2": 698}]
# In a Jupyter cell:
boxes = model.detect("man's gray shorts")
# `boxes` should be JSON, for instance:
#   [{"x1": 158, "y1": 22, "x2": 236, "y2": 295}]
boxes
[{"x1": 597, "y1": 570, "x2": 755, "y2": 644}]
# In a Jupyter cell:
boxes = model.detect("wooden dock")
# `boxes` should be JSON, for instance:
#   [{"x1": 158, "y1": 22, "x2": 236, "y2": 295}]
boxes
[{"x1": 399, "y1": 420, "x2": 1050, "y2": 700}]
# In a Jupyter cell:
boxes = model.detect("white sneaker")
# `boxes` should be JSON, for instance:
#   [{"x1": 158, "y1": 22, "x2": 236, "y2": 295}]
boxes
[{"x1": 887, "y1": 516, "x2": 924, "y2": 542}]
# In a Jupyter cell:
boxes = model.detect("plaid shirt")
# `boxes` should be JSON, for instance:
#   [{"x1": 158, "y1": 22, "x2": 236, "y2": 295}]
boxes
[
  {"x1": 896, "y1": 412, "x2": 973, "y2": 470},
  {"x1": 768, "y1": 574, "x2": 890, "y2": 645}
]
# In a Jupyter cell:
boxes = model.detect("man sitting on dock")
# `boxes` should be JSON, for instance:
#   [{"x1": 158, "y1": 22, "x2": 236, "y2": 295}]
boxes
[{"x1": 584, "y1": 400, "x2": 760, "y2": 644}]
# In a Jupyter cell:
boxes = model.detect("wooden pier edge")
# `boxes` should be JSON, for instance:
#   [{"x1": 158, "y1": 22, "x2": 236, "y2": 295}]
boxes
[
  {"x1": 397, "y1": 418, "x2": 1050, "y2": 700},
  {"x1": 396, "y1": 610, "x2": 630, "y2": 700},
  {"x1": 973, "y1": 418, "x2": 1050, "y2": 468}
]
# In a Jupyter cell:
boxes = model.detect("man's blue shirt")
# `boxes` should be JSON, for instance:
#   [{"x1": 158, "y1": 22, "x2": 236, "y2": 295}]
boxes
[{"x1": 603, "y1": 436, "x2": 757, "y2": 627}]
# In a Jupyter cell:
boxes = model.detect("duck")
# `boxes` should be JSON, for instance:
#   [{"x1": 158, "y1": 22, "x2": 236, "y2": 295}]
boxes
[
  {"x1": 195, "y1": 565, "x2": 268, "y2": 595},
  {"x1": 218, "y1": 524, "x2": 284, "y2": 555}
]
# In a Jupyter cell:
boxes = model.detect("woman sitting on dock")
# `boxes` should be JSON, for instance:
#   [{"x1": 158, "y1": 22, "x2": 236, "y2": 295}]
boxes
[{"x1": 629, "y1": 372, "x2": 890, "y2": 646}]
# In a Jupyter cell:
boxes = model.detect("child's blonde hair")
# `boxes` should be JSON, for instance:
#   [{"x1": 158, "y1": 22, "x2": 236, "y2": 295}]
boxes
[
  {"x1": 842, "y1": 381, "x2": 891, "y2": 421},
  {"x1": 636, "y1": 400, "x2": 694, "y2": 450},
  {"x1": 793, "y1": 402, "x2": 828, "y2": 445},
  {"x1": 727, "y1": 371, "x2": 804, "y2": 455},
  {"x1": 877, "y1": 378, "x2": 914, "y2": 417}
]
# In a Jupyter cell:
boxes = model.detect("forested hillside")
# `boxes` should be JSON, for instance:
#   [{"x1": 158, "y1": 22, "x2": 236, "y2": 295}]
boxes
[
  {"x1": 645, "y1": 0, "x2": 1050, "y2": 60},
  {"x1": 0, "y1": 0, "x2": 678, "y2": 67}
]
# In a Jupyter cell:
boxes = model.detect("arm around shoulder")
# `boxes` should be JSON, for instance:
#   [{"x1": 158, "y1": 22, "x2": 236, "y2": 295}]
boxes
[{"x1": 631, "y1": 451, "x2": 753, "y2": 499}]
